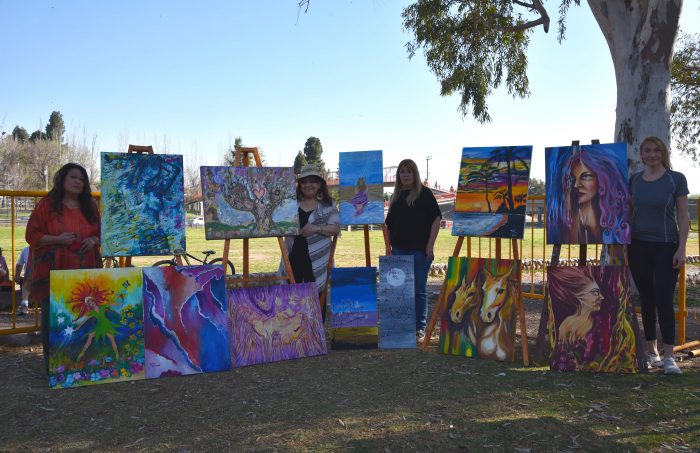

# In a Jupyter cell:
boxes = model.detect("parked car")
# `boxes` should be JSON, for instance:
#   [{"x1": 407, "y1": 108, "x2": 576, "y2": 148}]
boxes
[{"x1": 189, "y1": 216, "x2": 205, "y2": 227}]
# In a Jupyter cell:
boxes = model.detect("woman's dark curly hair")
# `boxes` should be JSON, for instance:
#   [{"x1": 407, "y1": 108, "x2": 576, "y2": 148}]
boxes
[{"x1": 48, "y1": 163, "x2": 99, "y2": 224}]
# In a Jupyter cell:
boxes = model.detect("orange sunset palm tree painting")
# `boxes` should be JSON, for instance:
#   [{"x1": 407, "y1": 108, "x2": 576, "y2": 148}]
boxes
[{"x1": 456, "y1": 146, "x2": 532, "y2": 214}]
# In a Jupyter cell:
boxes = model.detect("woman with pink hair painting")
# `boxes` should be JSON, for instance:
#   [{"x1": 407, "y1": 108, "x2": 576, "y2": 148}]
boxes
[{"x1": 546, "y1": 145, "x2": 631, "y2": 244}]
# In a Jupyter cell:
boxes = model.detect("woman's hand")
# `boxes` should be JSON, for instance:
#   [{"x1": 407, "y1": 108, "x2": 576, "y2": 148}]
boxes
[
  {"x1": 424, "y1": 243, "x2": 434, "y2": 261},
  {"x1": 672, "y1": 247, "x2": 686, "y2": 269},
  {"x1": 78, "y1": 236, "x2": 99, "y2": 254},
  {"x1": 54, "y1": 232, "x2": 78, "y2": 245},
  {"x1": 299, "y1": 223, "x2": 322, "y2": 238}
]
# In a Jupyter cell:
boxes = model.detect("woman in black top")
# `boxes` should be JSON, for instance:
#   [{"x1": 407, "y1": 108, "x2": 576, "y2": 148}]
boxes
[
  {"x1": 628, "y1": 136, "x2": 689, "y2": 375},
  {"x1": 385, "y1": 159, "x2": 442, "y2": 342}
]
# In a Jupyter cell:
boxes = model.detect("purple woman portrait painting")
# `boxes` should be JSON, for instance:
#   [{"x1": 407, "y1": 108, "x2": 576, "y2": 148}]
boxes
[
  {"x1": 547, "y1": 266, "x2": 637, "y2": 373},
  {"x1": 546, "y1": 143, "x2": 631, "y2": 244}
]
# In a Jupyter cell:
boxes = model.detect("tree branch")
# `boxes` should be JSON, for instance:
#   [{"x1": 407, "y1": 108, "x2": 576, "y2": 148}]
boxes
[{"x1": 504, "y1": 0, "x2": 550, "y2": 33}]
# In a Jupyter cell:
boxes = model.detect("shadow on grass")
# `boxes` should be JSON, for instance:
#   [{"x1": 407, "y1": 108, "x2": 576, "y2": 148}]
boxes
[{"x1": 1, "y1": 345, "x2": 698, "y2": 452}]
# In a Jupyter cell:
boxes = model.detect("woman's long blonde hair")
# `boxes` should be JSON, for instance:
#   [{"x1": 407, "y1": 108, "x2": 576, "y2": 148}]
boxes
[
  {"x1": 390, "y1": 159, "x2": 422, "y2": 207},
  {"x1": 640, "y1": 136, "x2": 672, "y2": 169}
]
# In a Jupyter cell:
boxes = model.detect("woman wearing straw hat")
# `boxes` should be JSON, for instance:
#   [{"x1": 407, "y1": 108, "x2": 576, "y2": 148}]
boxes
[{"x1": 280, "y1": 164, "x2": 340, "y2": 320}]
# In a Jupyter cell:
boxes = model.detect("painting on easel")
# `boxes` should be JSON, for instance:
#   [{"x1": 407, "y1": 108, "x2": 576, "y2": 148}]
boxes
[
  {"x1": 545, "y1": 142, "x2": 631, "y2": 244},
  {"x1": 228, "y1": 283, "x2": 327, "y2": 367},
  {"x1": 143, "y1": 266, "x2": 230, "y2": 378},
  {"x1": 101, "y1": 153, "x2": 186, "y2": 256},
  {"x1": 378, "y1": 256, "x2": 416, "y2": 349},
  {"x1": 329, "y1": 267, "x2": 378, "y2": 328},
  {"x1": 338, "y1": 150, "x2": 384, "y2": 225},
  {"x1": 452, "y1": 146, "x2": 532, "y2": 239},
  {"x1": 200, "y1": 166, "x2": 299, "y2": 239},
  {"x1": 48, "y1": 268, "x2": 144, "y2": 388},
  {"x1": 547, "y1": 266, "x2": 637, "y2": 373},
  {"x1": 439, "y1": 257, "x2": 519, "y2": 361}
]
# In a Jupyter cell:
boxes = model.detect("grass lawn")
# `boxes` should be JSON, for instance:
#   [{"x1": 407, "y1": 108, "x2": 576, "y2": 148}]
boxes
[
  {"x1": 0, "y1": 343, "x2": 698, "y2": 452},
  {"x1": 2, "y1": 224, "x2": 698, "y2": 272}
]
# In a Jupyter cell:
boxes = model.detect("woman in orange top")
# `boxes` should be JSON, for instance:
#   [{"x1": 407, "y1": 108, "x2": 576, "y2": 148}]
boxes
[{"x1": 26, "y1": 163, "x2": 101, "y2": 372}]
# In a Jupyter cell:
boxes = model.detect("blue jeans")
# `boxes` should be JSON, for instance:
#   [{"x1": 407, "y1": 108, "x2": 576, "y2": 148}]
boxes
[{"x1": 392, "y1": 248, "x2": 432, "y2": 331}]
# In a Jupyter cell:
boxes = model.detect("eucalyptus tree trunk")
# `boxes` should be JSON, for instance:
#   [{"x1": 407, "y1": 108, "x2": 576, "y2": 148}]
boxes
[{"x1": 588, "y1": 0, "x2": 682, "y2": 174}]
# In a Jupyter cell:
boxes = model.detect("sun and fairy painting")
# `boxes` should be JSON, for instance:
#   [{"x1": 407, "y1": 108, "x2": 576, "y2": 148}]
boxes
[
  {"x1": 101, "y1": 152, "x2": 186, "y2": 256},
  {"x1": 338, "y1": 150, "x2": 385, "y2": 225},
  {"x1": 228, "y1": 283, "x2": 327, "y2": 367},
  {"x1": 547, "y1": 266, "x2": 638, "y2": 373},
  {"x1": 200, "y1": 166, "x2": 299, "y2": 239},
  {"x1": 439, "y1": 257, "x2": 519, "y2": 362},
  {"x1": 329, "y1": 267, "x2": 379, "y2": 329},
  {"x1": 48, "y1": 268, "x2": 144, "y2": 388},
  {"x1": 452, "y1": 146, "x2": 532, "y2": 238},
  {"x1": 545, "y1": 143, "x2": 631, "y2": 245},
  {"x1": 143, "y1": 265, "x2": 230, "y2": 378}
]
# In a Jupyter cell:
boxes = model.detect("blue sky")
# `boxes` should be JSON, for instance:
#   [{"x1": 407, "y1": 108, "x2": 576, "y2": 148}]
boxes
[{"x1": 1, "y1": 1, "x2": 698, "y2": 193}]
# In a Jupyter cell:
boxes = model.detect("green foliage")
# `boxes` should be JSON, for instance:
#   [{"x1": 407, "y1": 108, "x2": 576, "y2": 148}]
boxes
[
  {"x1": 29, "y1": 130, "x2": 47, "y2": 142},
  {"x1": 402, "y1": 0, "x2": 533, "y2": 123},
  {"x1": 303, "y1": 136, "x2": 325, "y2": 172},
  {"x1": 528, "y1": 177, "x2": 545, "y2": 195},
  {"x1": 293, "y1": 150, "x2": 307, "y2": 174},
  {"x1": 11, "y1": 126, "x2": 28, "y2": 143},
  {"x1": 671, "y1": 31, "x2": 700, "y2": 162},
  {"x1": 45, "y1": 111, "x2": 65, "y2": 142}
]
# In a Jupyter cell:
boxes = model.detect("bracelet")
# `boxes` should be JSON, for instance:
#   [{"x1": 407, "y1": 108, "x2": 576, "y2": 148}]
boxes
[{"x1": 317, "y1": 225, "x2": 322, "y2": 234}]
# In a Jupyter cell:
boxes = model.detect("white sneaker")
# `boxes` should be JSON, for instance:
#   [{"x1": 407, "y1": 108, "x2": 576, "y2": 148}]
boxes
[
  {"x1": 663, "y1": 357, "x2": 682, "y2": 375},
  {"x1": 646, "y1": 351, "x2": 663, "y2": 368},
  {"x1": 416, "y1": 330, "x2": 426, "y2": 343}
]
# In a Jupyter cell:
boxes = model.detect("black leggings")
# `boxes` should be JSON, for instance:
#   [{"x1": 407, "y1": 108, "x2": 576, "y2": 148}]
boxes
[{"x1": 628, "y1": 240, "x2": 680, "y2": 345}]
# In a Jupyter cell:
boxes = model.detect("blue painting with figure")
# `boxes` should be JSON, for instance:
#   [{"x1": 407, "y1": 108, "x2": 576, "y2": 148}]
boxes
[
  {"x1": 379, "y1": 256, "x2": 416, "y2": 349},
  {"x1": 338, "y1": 150, "x2": 384, "y2": 225},
  {"x1": 330, "y1": 267, "x2": 378, "y2": 328},
  {"x1": 101, "y1": 152, "x2": 186, "y2": 256}
]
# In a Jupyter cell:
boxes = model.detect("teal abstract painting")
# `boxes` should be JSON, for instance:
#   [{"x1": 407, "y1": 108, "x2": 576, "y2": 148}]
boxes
[{"x1": 101, "y1": 153, "x2": 186, "y2": 256}]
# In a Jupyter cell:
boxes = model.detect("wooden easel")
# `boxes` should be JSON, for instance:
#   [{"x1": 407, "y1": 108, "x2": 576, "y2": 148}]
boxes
[
  {"x1": 532, "y1": 140, "x2": 646, "y2": 371},
  {"x1": 420, "y1": 236, "x2": 530, "y2": 366},
  {"x1": 221, "y1": 147, "x2": 295, "y2": 287},
  {"x1": 104, "y1": 144, "x2": 184, "y2": 268}
]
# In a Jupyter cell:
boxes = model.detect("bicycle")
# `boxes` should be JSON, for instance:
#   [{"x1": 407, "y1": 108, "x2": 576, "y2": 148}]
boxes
[{"x1": 152, "y1": 250, "x2": 236, "y2": 274}]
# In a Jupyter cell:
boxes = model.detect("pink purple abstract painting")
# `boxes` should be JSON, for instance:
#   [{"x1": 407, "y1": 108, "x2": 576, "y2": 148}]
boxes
[
  {"x1": 143, "y1": 265, "x2": 230, "y2": 378},
  {"x1": 228, "y1": 283, "x2": 327, "y2": 367}
]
